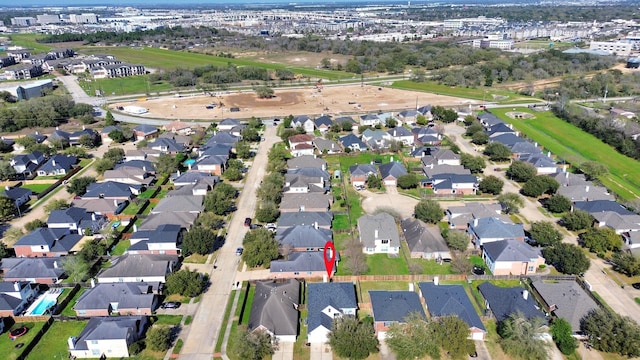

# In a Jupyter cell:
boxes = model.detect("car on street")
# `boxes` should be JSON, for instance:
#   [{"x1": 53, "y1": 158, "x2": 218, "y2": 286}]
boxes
[
  {"x1": 161, "y1": 302, "x2": 181, "y2": 309},
  {"x1": 236, "y1": 247, "x2": 244, "y2": 256},
  {"x1": 632, "y1": 283, "x2": 640, "y2": 290},
  {"x1": 244, "y1": 217, "x2": 252, "y2": 227}
]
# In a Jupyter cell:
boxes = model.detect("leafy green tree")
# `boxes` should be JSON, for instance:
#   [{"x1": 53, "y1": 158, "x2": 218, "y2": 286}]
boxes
[
  {"x1": 241, "y1": 128, "x2": 260, "y2": 142},
  {"x1": 108, "y1": 129, "x2": 126, "y2": 143},
  {"x1": 64, "y1": 146, "x2": 88, "y2": 158},
  {"x1": 435, "y1": 316, "x2": 476, "y2": 359},
  {"x1": 94, "y1": 158, "x2": 116, "y2": 175},
  {"x1": 551, "y1": 318, "x2": 578, "y2": 355},
  {"x1": 498, "y1": 312, "x2": 550, "y2": 360},
  {"x1": 48, "y1": 137, "x2": 68, "y2": 151},
  {"x1": 223, "y1": 167, "x2": 243, "y2": 181},
  {"x1": 465, "y1": 123, "x2": 484, "y2": 137},
  {"x1": 397, "y1": 173, "x2": 418, "y2": 189},
  {"x1": 182, "y1": 227, "x2": 217, "y2": 256},
  {"x1": 329, "y1": 316, "x2": 379, "y2": 360},
  {"x1": 165, "y1": 269, "x2": 206, "y2": 297},
  {"x1": 25, "y1": 219, "x2": 46, "y2": 232},
  {"x1": 612, "y1": 251, "x2": 640, "y2": 277},
  {"x1": 542, "y1": 243, "x2": 590, "y2": 275},
  {"x1": 236, "y1": 141, "x2": 252, "y2": 159},
  {"x1": 67, "y1": 176, "x2": 95, "y2": 196},
  {"x1": 0, "y1": 161, "x2": 16, "y2": 181},
  {"x1": 416, "y1": 114, "x2": 428, "y2": 126},
  {"x1": 367, "y1": 174, "x2": 382, "y2": 189},
  {"x1": 242, "y1": 228, "x2": 279, "y2": 268},
  {"x1": 104, "y1": 147, "x2": 125, "y2": 163},
  {"x1": 385, "y1": 117, "x2": 398, "y2": 128},
  {"x1": 255, "y1": 85, "x2": 274, "y2": 99},
  {"x1": 484, "y1": 142, "x2": 512, "y2": 162},
  {"x1": 146, "y1": 326, "x2": 171, "y2": 352},
  {"x1": 580, "y1": 227, "x2": 622, "y2": 253},
  {"x1": 341, "y1": 121, "x2": 353, "y2": 132},
  {"x1": 460, "y1": 153, "x2": 486, "y2": 174},
  {"x1": 79, "y1": 134, "x2": 98, "y2": 148},
  {"x1": 497, "y1": 192, "x2": 524, "y2": 214},
  {"x1": 580, "y1": 161, "x2": 608, "y2": 181},
  {"x1": 471, "y1": 131, "x2": 489, "y2": 145},
  {"x1": 446, "y1": 230, "x2": 469, "y2": 252},
  {"x1": 479, "y1": 175, "x2": 503, "y2": 195},
  {"x1": 62, "y1": 255, "x2": 89, "y2": 282},
  {"x1": 0, "y1": 196, "x2": 17, "y2": 221},
  {"x1": 204, "y1": 190, "x2": 234, "y2": 215},
  {"x1": 506, "y1": 161, "x2": 537, "y2": 182},
  {"x1": 581, "y1": 308, "x2": 640, "y2": 357},
  {"x1": 0, "y1": 141, "x2": 14, "y2": 153},
  {"x1": 255, "y1": 202, "x2": 279, "y2": 223},
  {"x1": 77, "y1": 239, "x2": 106, "y2": 262},
  {"x1": 529, "y1": 221, "x2": 562, "y2": 247},
  {"x1": 561, "y1": 210, "x2": 593, "y2": 231},
  {"x1": 414, "y1": 199, "x2": 443, "y2": 224},
  {"x1": 386, "y1": 313, "x2": 438, "y2": 360},
  {"x1": 230, "y1": 329, "x2": 277, "y2": 360},
  {"x1": 195, "y1": 212, "x2": 225, "y2": 230},
  {"x1": 44, "y1": 199, "x2": 69, "y2": 214},
  {"x1": 104, "y1": 110, "x2": 116, "y2": 126},
  {"x1": 3, "y1": 227, "x2": 24, "y2": 245},
  {"x1": 521, "y1": 176, "x2": 559, "y2": 197},
  {"x1": 257, "y1": 173, "x2": 284, "y2": 204},
  {"x1": 0, "y1": 241, "x2": 10, "y2": 259},
  {"x1": 155, "y1": 153, "x2": 181, "y2": 175},
  {"x1": 545, "y1": 194, "x2": 572, "y2": 213}
]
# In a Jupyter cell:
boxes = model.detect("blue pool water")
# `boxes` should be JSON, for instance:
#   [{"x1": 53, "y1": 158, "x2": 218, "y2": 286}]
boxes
[
  {"x1": 184, "y1": 159, "x2": 196, "y2": 165},
  {"x1": 31, "y1": 298, "x2": 55, "y2": 315}
]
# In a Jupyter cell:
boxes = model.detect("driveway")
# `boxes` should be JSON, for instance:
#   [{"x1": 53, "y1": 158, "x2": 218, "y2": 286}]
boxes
[
  {"x1": 360, "y1": 189, "x2": 417, "y2": 219},
  {"x1": 310, "y1": 343, "x2": 332, "y2": 360}
]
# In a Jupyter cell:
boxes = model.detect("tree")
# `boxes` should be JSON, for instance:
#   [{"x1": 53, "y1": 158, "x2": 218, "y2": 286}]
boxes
[
  {"x1": 397, "y1": 174, "x2": 418, "y2": 189},
  {"x1": 484, "y1": 142, "x2": 512, "y2": 162},
  {"x1": 196, "y1": 212, "x2": 225, "y2": 230},
  {"x1": 329, "y1": 316, "x2": 378, "y2": 360},
  {"x1": 386, "y1": 313, "x2": 438, "y2": 360},
  {"x1": 255, "y1": 201, "x2": 279, "y2": 223},
  {"x1": 498, "y1": 312, "x2": 550, "y2": 360},
  {"x1": 182, "y1": 227, "x2": 217, "y2": 256},
  {"x1": 506, "y1": 161, "x2": 537, "y2": 182},
  {"x1": 223, "y1": 167, "x2": 243, "y2": 181},
  {"x1": 104, "y1": 147, "x2": 125, "y2": 163},
  {"x1": 236, "y1": 141, "x2": 252, "y2": 159},
  {"x1": 497, "y1": 192, "x2": 524, "y2": 214},
  {"x1": 341, "y1": 121, "x2": 353, "y2": 132},
  {"x1": 580, "y1": 227, "x2": 622, "y2": 253},
  {"x1": 465, "y1": 123, "x2": 484, "y2": 137},
  {"x1": 146, "y1": 326, "x2": 171, "y2": 352},
  {"x1": 414, "y1": 199, "x2": 443, "y2": 224},
  {"x1": 344, "y1": 238, "x2": 368, "y2": 275},
  {"x1": 479, "y1": 175, "x2": 503, "y2": 195},
  {"x1": 67, "y1": 176, "x2": 95, "y2": 196},
  {"x1": 471, "y1": 131, "x2": 489, "y2": 145},
  {"x1": 0, "y1": 241, "x2": 10, "y2": 259},
  {"x1": 62, "y1": 255, "x2": 89, "y2": 282},
  {"x1": 551, "y1": 318, "x2": 578, "y2": 355},
  {"x1": 521, "y1": 176, "x2": 559, "y2": 197},
  {"x1": 545, "y1": 194, "x2": 572, "y2": 213},
  {"x1": 108, "y1": 129, "x2": 126, "y2": 143},
  {"x1": 25, "y1": 219, "x2": 46, "y2": 232},
  {"x1": 367, "y1": 174, "x2": 381, "y2": 189},
  {"x1": 580, "y1": 161, "x2": 608, "y2": 181},
  {"x1": 255, "y1": 85, "x2": 274, "y2": 99},
  {"x1": 435, "y1": 316, "x2": 476, "y2": 359},
  {"x1": 3, "y1": 227, "x2": 24, "y2": 246},
  {"x1": 241, "y1": 127, "x2": 260, "y2": 142},
  {"x1": 542, "y1": 243, "x2": 590, "y2": 275},
  {"x1": 44, "y1": 199, "x2": 69, "y2": 214},
  {"x1": 230, "y1": 329, "x2": 277, "y2": 360},
  {"x1": 94, "y1": 158, "x2": 116, "y2": 174},
  {"x1": 0, "y1": 161, "x2": 16, "y2": 181},
  {"x1": 416, "y1": 114, "x2": 428, "y2": 126},
  {"x1": 561, "y1": 210, "x2": 593, "y2": 231},
  {"x1": 529, "y1": 221, "x2": 562, "y2": 247},
  {"x1": 460, "y1": 153, "x2": 486, "y2": 174},
  {"x1": 64, "y1": 146, "x2": 88, "y2": 158},
  {"x1": 581, "y1": 308, "x2": 640, "y2": 357},
  {"x1": 165, "y1": 268, "x2": 206, "y2": 297},
  {"x1": 78, "y1": 239, "x2": 106, "y2": 262},
  {"x1": 79, "y1": 134, "x2": 98, "y2": 148},
  {"x1": 104, "y1": 110, "x2": 116, "y2": 126},
  {"x1": 0, "y1": 195, "x2": 17, "y2": 221},
  {"x1": 242, "y1": 228, "x2": 279, "y2": 268},
  {"x1": 155, "y1": 153, "x2": 180, "y2": 175},
  {"x1": 451, "y1": 252, "x2": 473, "y2": 274},
  {"x1": 446, "y1": 230, "x2": 469, "y2": 251},
  {"x1": 612, "y1": 251, "x2": 640, "y2": 277}
]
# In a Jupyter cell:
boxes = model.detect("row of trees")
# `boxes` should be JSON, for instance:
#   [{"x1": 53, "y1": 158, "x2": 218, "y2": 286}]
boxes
[{"x1": 0, "y1": 95, "x2": 95, "y2": 132}]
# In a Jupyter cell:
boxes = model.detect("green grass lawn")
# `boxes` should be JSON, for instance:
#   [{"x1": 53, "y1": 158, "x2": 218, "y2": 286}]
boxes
[
  {"x1": 492, "y1": 108, "x2": 640, "y2": 200},
  {"x1": 391, "y1": 80, "x2": 540, "y2": 104},
  {"x1": 122, "y1": 201, "x2": 144, "y2": 215},
  {"x1": 344, "y1": 187, "x2": 364, "y2": 225},
  {"x1": 325, "y1": 153, "x2": 393, "y2": 174},
  {"x1": 215, "y1": 289, "x2": 237, "y2": 353},
  {"x1": 365, "y1": 253, "x2": 409, "y2": 275},
  {"x1": 137, "y1": 187, "x2": 158, "y2": 199},
  {"x1": 0, "y1": 321, "x2": 47, "y2": 360},
  {"x1": 358, "y1": 281, "x2": 411, "y2": 303},
  {"x1": 26, "y1": 320, "x2": 88, "y2": 360},
  {"x1": 78, "y1": 75, "x2": 173, "y2": 97},
  {"x1": 110, "y1": 239, "x2": 130, "y2": 256},
  {"x1": 154, "y1": 315, "x2": 183, "y2": 326},
  {"x1": 21, "y1": 183, "x2": 53, "y2": 194},
  {"x1": 293, "y1": 308, "x2": 310, "y2": 360},
  {"x1": 7, "y1": 34, "x2": 54, "y2": 53},
  {"x1": 60, "y1": 289, "x2": 87, "y2": 316},
  {"x1": 332, "y1": 214, "x2": 351, "y2": 231}
]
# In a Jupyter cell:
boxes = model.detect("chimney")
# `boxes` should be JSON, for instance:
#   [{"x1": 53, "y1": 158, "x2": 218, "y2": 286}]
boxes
[
  {"x1": 113, "y1": 199, "x2": 118, "y2": 207},
  {"x1": 374, "y1": 229, "x2": 379, "y2": 238},
  {"x1": 585, "y1": 186, "x2": 590, "y2": 193},
  {"x1": 5, "y1": 185, "x2": 9, "y2": 191},
  {"x1": 68, "y1": 337, "x2": 76, "y2": 350},
  {"x1": 143, "y1": 166, "x2": 147, "y2": 172},
  {"x1": 523, "y1": 290, "x2": 529, "y2": 300},
  {"x1": 13, "y1": 282, "x2": 20, "y2": 291},
  {"x1": 547, "y1": 151, "x2": 551, "y2": 157},
  {"x1": 82, "y1": 125, "x2": 85, "y2": 130},
  {"x1": 177, "y1": 170, "x2": 181, "y2": 177},
  {"x1": 314, "y1": 221, "x2": 318, "y2": 230},
  {"x1": 331, "y1": 143, "x2": 335, "y2": 149},
  {"x1": 90, "y1": 278, "x2": 96, "y2": 288},
  {"x1": 565, "y1": 171, "x2": 569, "y2": 179},
  {"x1": 390, "y1": 156, "x2": 394, "y2": 162},
  {"x1": 314, "y1": 154, "x2": 317, "y2": 159},
  {"x1": 56, "y1": 126, "x2": 59, "y2": 130},
  {"x1": 133, "y1": 224, "x2": 138, "y2": 232},
  {"x1": 434, "y1": 276, "x2": 439, "y2": 286},
  {"x1": 534, "y1": 142, "x2": 538, "y2": 147},
  {"x1": 473, "y1": 218, "x2": 478, "y2": 227},
  {"x1": 53, "y1": 261, "x2": 58, "y2": 269},
  {"x1": 91, "y1": 213, "x2": 96, "y2": 221},
  {"x1": 393, "y1": 130, "x2": 397, "y2": 137},
  {"x1": 52, "y1": 160, "x2": 56, "y2": 166}
]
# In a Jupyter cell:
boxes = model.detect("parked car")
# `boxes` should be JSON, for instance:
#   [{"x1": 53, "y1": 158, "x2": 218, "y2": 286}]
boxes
[
  {"x1": 632, "y1": 283, "x2": 640, "y2": 290},
  {"x1": 161, "y1": 302, "x2": 181, "y2": 309},
  {"x1": 472, "y1": 266, "x2": 485, "y2": 275},
  {"x1": 236, "y1": 247, "x2": 244, "y2": 256},
  {"x1": 244, "y1": 217, "x2": 252, "y2": 227}
]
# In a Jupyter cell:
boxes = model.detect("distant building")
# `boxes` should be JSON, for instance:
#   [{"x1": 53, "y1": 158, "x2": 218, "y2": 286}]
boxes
[
  {"x1": 589, "y1": 41, "x2": 633, "y2": 56},
  {"x1": 70, "y1": 13, "x2": 98, "y2": 24},
  {"x1": 10, "y1": 17, "x2": 37, "y2": 26}
]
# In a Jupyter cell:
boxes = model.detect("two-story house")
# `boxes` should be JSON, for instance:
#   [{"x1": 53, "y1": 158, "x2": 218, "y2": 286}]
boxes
[{"x1": 358, "y1": 213, "x2": 400, "y2": 255}]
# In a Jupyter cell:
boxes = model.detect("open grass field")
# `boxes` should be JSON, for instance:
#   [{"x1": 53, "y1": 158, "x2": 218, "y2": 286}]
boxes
[
  {"x1": 78, "y1": 75, "x2": 173, "y2": 97},
  {"x1": 358, "y1": 281, "x2": 411, "y2": 303},
  {"x1": 391, "y1": 80, "x2": 541, "y2": 104},
  {"x1": 26, "y1": 320, "x2": 88, "y2": 360},
  {"x1": 21, "y1": 183, "x2": 53, "y2": 194},
  {"x1": 5, "y1": 34, "x2": 54, "y2": 53},
  {"x1": 0, "y1": 321, "x2": 47, "y2": 360},
  {"x1": 492, "y1": 107, "x2": 640, "y2": 200},
  {"x1": 365, "y1": 253, "x2": 409, "y2": 276}
]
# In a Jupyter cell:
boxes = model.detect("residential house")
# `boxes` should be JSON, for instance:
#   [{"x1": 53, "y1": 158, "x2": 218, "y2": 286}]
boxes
[
  {"x1": 197, "y1": 143, "x2": 232, "y2": 159},
  {"x1": 159, "y1": 132, "x2": 191, "y2": 149},
  {"x1": 47, "y1": 207, "x2": 107, "y2": 235},
  {"x1": 125, "y1": 149, "x2": 161, "y2": 162},
  {"x1": 14, "y1": 228, "x2": 83, "y2": 257},
  {"x1": 361, "y1": 129, "x2": 389, "y2": 149},
  {"x1": 477, "y1": 283, "x2": 545, "y2": 323},
  {"x1": 96, "y1": 254, "x2": 178, "y2": 284},
  {"x1": 276, "y1": 212, "x2": 333, "y2": 230},
  {"x1": 477, "y1": 113, "x2": 504, "y2": 128},
  {"x1": 482, "y1": 240, "x2": 545, "y2": 275},
  {"x1": 0, "y1": 281, "x2": 37, "y2": 317},
  {"x1": 172, "y1": 171, "x2": 218, "y2": 188},
  {"x1": 217, "y1": 118, "x2": 241, "y2": 131},
  {"x1": 592, "y1": 211, "x2": 640, "y2": 234},
  {"x1": 1, "y1": 186, "x2": 32, "y2": 209},
  {"x1": 378, "y1": 162, "x2": 408, "y2": 186},
  {"x1": 339, "y1": 134, "x2": 367, "y2": 152},
  {"x1": 468, "y1": 217, "x2": 525, "y2": 248},
  {"x1": 358, "y1": 213, "x2": 400, "y2": 255},
  {"x1": 401, "y1": 219, "x2": 452, "y2": 260},
  {"x1": 100, "y1": 125, "x2": 122, "y2": 141},
  {"x1": 412, "y1": 127, "x2": 441, "y2": 146},
  {"x1": 163, "y1": 120, "x2": 193, "y2": 135},
  {"x1": 138, "y1": 212, "x2": 199, "y2": 231},
  {"x1": 410, "y1": 146, "x2": 438, "y2": 158},
  {"x1": 289, "y1": 134, "x2": 315, "y2": 157},
  {"x1": 421, "y1": 149, "x2": 461, "y2": 167},
  {"x1": 446, "y1": 202, "x2": 502, "y2": 230},
  {"x1": 68, "y1": 316, "x2": 148, "y2": 359},
  {"x1": 103, "y1": 166, "x2": 154, "y2": 186},
  {"x1": 36, "y1": 155, "x2": 77, "y2": 176},
  {"x1": 275, "y1": 225, "x2": 332, "y2": 252},
  {"x1": 349, "y1": 164, "x2": 378, "y2": 187},
  {"x1": 378, "y1": 112, "x2": 396, "y2": 126},
  {"x1": 127, "y1": 224, "x2": 183, "y2": 255},
  {"x1": 519, "y1": 153, "x2": 557, "y2": 175},
  {"x1": 557, "y1": 183, "x2": 614, "y2": 202},
  {"x1": 551, "y1": 171, "x2": 589, "y2": 187},
  {"x1": 248, "y1": 279, "x2": 300, "y2": 343},
  {"x1": 387, "y1": 127, "x2": 414, "y2": 146},
  {"x1": 486, "y1": 122, "x2": 517, "y2": 138},
  {"x1": 74, "y1": 283, "x2": 157, "y2": 316},
  {"x1": 71, "y1": 198, "x2": 123, "y2": 218},
  {"x1": 151, "y1": 195, "x2": 203, "y2": 215},
  {"x1": 280, "y1": 193, "x2": 332, "y2": 213},
  {"x1": 313, "y1": 116, "x2": 333, "y2": 133},
  {"x1": 360, "y1": 114, "x2": 381, "y2": 127},
  {"x1": 205, "y1": 131, "x2": 240, "y2": 148},
  {"x1": 1, "y1": 257, "x2": 65, "y2": 284},
  {"x1": 271, "y1": 252, "x2": 335, "y2": 279},
  {"x1": 83, "y1": 181, "x2": 141, "y2": 200},
  {"x1": 530, "y1": 279, "x2": 598, "y2": 333},
  {"x1": 397, "y1": 109, "x2": 419, "y2": 125},
  {"x1": 287, "y1": 155, "x2": 327, "y2": 170},
  {"x1": 333, "y1": 116, "x2": 356, "y2": 128},
  {"x1": 418, "y1": 281, "x2": 486, "y2": 340},
  {"x1": 491, "y1": 133, "x2": 527, "y2": 149},
  {"x1": 284, "y1": 168, "x2": 330, "y2": 193},
  {"x1": 69, "y1": 128, "x2": 98, "y2": 147},
  {"x1": 430, "y1": 174, "x2": 478, "y2": 195},
  {"x1": 291, "y1": 115, "x2": 315, "y2": 133},
  {"x1": 422, "y1": 164, "x2": 470, "y2": 179},
  {"x1": 417, "y1": 105, "x2": 433, "y2": 118},
  {"x1": 132, "y1": 125, "x2": 158, "y2": 141},
  {"x1": 11, "y1": 151, "x2": 45, "y2": 176},
  {"x1": 194, "y1": 155, "x2": 227, "y2": 176},
  {"x1": 509, "y1": 141, "x2": 542, "y2": 159},
  {"x1": 147, "y1": 137, "x2": 185, "y2": 154},
  {"x1": 369, "y1": 290, "x2": 425, "y2": 339},
  {"x1": 313, "y1": 138, "x2": 341, "y2": 154},
  {"x1": 307, "y1": 282, "x2": 357, "y2": 344},
  {"x1": 115, "y1": 160, "x2": 156, "y2": 174},
  {"x1": 573, "y1": 200, "x2": 632, "y2": 215}
]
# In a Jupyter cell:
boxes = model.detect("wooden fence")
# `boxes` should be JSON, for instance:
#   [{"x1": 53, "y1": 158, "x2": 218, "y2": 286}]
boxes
[
  {"x1": 32, "y1": 165, "x2": 83, "y2": 200},
  {"x1": 16, "y1": 316, "x2": 54, "y2": 360}
]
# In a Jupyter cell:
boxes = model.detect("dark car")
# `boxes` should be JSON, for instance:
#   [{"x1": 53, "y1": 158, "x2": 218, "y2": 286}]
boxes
[
  {"x1": 472, "y1": 266, "x2": 485, "y2": 275},
  {"x1": 236, "y1": 247, "x2": 244, "y2": 256},
  {"x1": 161, "y1": 302, "x2": 181, "y2": 309},
  {"x1": 249, "y1": 224, "x2": 263, "y2": 230},
  {"x1": 633, "y1": 283, "x2": 640, "y2": 290},
  {"x1": 244, "y1": 217, "x2": 252, "y2": 227}
]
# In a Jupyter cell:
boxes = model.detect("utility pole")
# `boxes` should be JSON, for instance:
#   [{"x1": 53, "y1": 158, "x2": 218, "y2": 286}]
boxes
[{"x1": 603, "y1": 85, "x2": 608, "y2": 103}]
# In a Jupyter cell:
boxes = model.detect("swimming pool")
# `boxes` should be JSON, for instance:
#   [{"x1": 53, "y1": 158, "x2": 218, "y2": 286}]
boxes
[
  {"x1": 24, "y1": 289, "x2": 62, "y2": 316},
  {"x1": 184, "y1": 159, "x2": 196, "y2": 165},
  {"x1": 30, "y1": 298, "x2": 56, "y2": 315}
]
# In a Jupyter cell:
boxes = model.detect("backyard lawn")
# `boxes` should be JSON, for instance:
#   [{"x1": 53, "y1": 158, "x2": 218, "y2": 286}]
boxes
[
  {"x1": 0, "y1": 321, "x2": 47, "y2": 360},
  {"x1": 365, "y1": 253, "x2": 409, "y2": 276},
  {"x1": 110, "y1": 239, "x2": 130, "y2": 256},
  {"x1": 21, "y1": 183, "x2": 53, "y2": 194},
  {"x1": 60, "y1": 289, "x2": 87, "y2": 316},
  {"x1": 332, "y1": 214, "x2": 351, "y2": 231},
  {"x1": 358, "y1": 281, "x2": 411, "y2": 303},
  {"x1": 26, "y1": 320, "x2": 88, "y2": 360}
]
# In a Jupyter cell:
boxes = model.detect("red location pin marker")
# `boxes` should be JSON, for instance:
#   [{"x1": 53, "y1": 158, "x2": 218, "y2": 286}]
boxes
[{"x1": 323, "y1": 241, "x2": 336, "y2": 279}]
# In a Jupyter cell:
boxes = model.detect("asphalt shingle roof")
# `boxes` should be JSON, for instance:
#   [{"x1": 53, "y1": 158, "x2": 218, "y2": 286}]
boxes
[
  {"x1": 531, "y1": 279, "x2": 597, "y2": 332},
  {"x1": 419, "y1": 282, "x2": 485, "y2": 331},
  {"x1": 477, "y1": 283, "x2": 544, "y2": 322},
  {"x1": 74, "y1": 283, "x2": 155, "y2": 311},
  {"x1": 276, "y1": 212, "x2": 333, "y2": 229},
  {"x1": 275, "y1": 225, "x2": 332, "y2": 248},
  {"x1": 483, "y1": 240, "x2": 541, "y2": 262},
  {"x1": 357, "y1": 213, "x2": 399, "y2": 249},
  {"x1": 248, "y1": 279, "x2": 300, "y2": 336},
  {"x1": 369, "y1": 290, "x2": 424, "y2": 322},
  {"x1": 307, "y1": 283, "x2": 357, "y2": 333}
]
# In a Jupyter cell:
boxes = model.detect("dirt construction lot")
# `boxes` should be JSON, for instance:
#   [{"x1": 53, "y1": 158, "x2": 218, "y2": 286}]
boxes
[{"x1": 111, "y1": 84, "x2": 480, "y2": 120}]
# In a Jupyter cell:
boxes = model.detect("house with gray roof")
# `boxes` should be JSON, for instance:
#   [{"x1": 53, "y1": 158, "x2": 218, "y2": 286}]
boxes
[
  {"x1": 401, "y1": 219, "x2": 451, "y2": 260},
  {"x1": 478, "y1": 113, "x2": 504, "y2": 128},
  {"x1": 151, "y1": 195, "x2": 203, "y2": 214},
  {"x1": 1, "y1": 257, "x2": 65, "y2": 284},
  {"x1": 313, "y1": 138, "x2": 341, "y2": 154},
  {"x1": 287, "y1": 155, "x2": 327, "y2": 170},
  {"x1": 292, "y1": 115, "x2": 315, "y2": 133},
  {"x1": 482, "y1": 240, "x2": 545, "y2": 276},
  {"x1": 0, "y1": 281, "x2": 37, "y2": 317},
  {"x1": 339, "y1": 134, "x2": 367, "y2": 152},
  {"x1": 103, "y1": 166, "x2": 154, "y2": 186},
  {"x1": 418, "y1": 281, "x2": 486, "y2": 340},
  {"x1": 133, "y1": 124, "x2": 158, "y2": 140},
  {"x1": 10, "y1": 151, "x2": 45, "y2": 176},
  {"x1": 138, "y1": 212, "x2": 199, "y2": 231},
  {"x1": 276, "y1": 212, "x2": 333, "y2": 230},
  {"x1": 69, "y1": 316, "x2": 148, "y2": 359},
  {"x1": 97, "y1": 254, "x2": 178, "y2": 284},
  {"x1": 592, "y1": 211, "x2": 640, "y2": 234},
  {"x1": 387, "y1": 127, "x2": 414, "y2": 145},
  {"x1": 360, "y1": 114, "x2": 382, "y2": 127},
  {"x1": 116, "y1": 160, "x2": 156, "y2": 174},
  {"x1": 1, "y1": 186, "x2": 32, "y2": 208},
  {"x1": 47, "y1": 206, "x2": 107, "y2": 235},
  {"x1": 197, "y1": 143, "x2": 232, "y2": 158},
  {"x1": 71, "y1": 198, "x2": 123, "y2": 217},
  {"x1": 36, "y1": 154, "x2": 77, "y2": 176},
  {"x1": 205, "y1": 131, "x2": 241, "y2": 147},
  {"x1": 284, "y1": 168, "x2": 330, "y2": 194},
  {"x1": 421, "y1": 148, "x2": 460, "y2": 167},
  {"x1": 218, "y1": 118, "x2": 241, "y2": 131},
  {"x1": 69, "y1": 128, "x2": 98, "y2": 147},
  {"x1": 487, "y1": 122, "x2": 516, "y2": 138},
  {"x1": 573, "y1": 200, "x2": 632, "y2": 215},
  {"x1": 530, "y1": 279, "x2": 598, "y2": 333},
  {"x1": 358, "y1": 213, "x2": 400, "y2": 255},
  {"x1": 478, "y1": 283, "x2": 545, "y2": 323},
  {"x1": 270, "y1": 252, "x2": 335, "y2": 279},
  {"x1": 275, "y1": 225, "x2": 332, "y2": 252},
  {"x1": 378, "y1": 162, "x2": 408, "y2": 186},
  {"x1": 194, "y1": 155, "x2": 228, "y2": 176},
  {"x1": 509, "y1": 141, "x2": 542, "y2": 159},
  {"x1": 398, "y1": 109, "x2": 419, "y2": 124},
  {"x1": 307, "y1": 282, "x2": 357, "y2": 344},
  {"x1": 422, "y1": 164, "x2": 470, "y2": 178},
  {"x1": 417, "y1": 105, "x2": 433, "y2": 117},
  {"x1": 361, "y1": 129, "x2": 390, "y2": 149},
  {"x1": 147, "y1": 137, "x2": 185, "y2": 154},
  {"x1": 128, "y1": 224, "x2": 182, "y2": 255},
  {"x1": 369, "y1": 290, "x2": 425, "y2": 339},
  {"x1": 468, "y1": 217, "x2": 525, "y2": 248},
  {"x1": 519, "y1": 153, "x2": 557, "y2": 175},
  {"x1": 557, "y1": 183, "x2": 614, "y2": 202},
  {"x1": 280, "y1": 193, "x2": 332, "y2": 213},
  {"x1": 248, "y1": 279, "x2": 300, "y2": 342},
  {"x1": 551, "y1": 171, "x2": 589, "y2": 187},
  {"x1": 74, "y1": 282, "x2": 157, "y2": 317},
  {"x1": 313, "y1": 115, "x2": 333, "y2": 133},
  {"x1": 14, "y1": 228, "x2": 83, "y2": 258},
  {"x1": 430, "y1": 173, "x2": 478, "y2": 195},
  {"x1": 334, "y1": 116, "x2": 356, "y2": 127},
  {"x1": 172, "y1": 171, "x2": 218, "y2": 187},
  {"x1": 446, "y1": 202, "x2": 502, "y2": 230},
  {"x1": 83, "y1": 181, "x2": 141, "y2": 200},
  {"x1": 349, "y1": 164, "x2": 378, "y2": 187}
]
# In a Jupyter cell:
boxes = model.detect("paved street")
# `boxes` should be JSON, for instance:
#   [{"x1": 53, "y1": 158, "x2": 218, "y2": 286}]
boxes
[{"x1": 179, "y1": 124, "x2": 279, "y2": 360}]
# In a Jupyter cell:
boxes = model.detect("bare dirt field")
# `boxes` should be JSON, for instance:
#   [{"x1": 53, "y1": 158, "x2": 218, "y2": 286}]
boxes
[{"x1": 111, "y1": 84, "x2": 481, "y2": 120}]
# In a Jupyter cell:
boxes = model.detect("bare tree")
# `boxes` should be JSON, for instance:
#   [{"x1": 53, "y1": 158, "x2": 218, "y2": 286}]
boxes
[
  {"x1": 345, "y1": 239, "x2": 368, "y2": 275},
  {"x1": 409, "y1": 262, "x2": 423, "y2": 275},
  {"x1": 451, "y1": 251, "x2": 472, "y2": 274}
]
